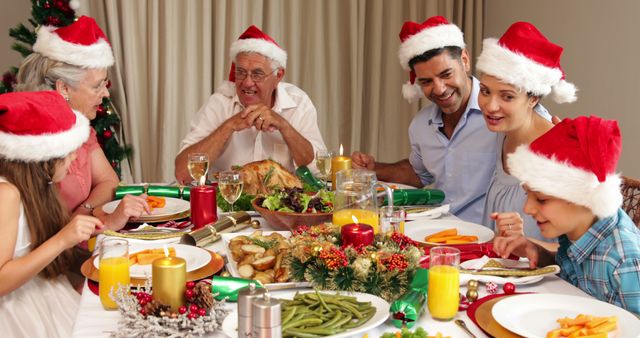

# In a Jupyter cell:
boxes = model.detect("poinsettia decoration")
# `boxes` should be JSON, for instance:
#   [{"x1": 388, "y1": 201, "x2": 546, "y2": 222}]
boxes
[{"x1": 286, "y1": 223, "x2": 424, "y2": 301}]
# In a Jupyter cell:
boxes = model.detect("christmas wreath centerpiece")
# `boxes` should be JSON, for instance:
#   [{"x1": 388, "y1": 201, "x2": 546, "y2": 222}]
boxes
[
  {"x1": 286, "y1": 223, "x2": 425, "y2": 301},
  {"x1": 108, "y1": 280, "x2": 229, "y2": 338}
]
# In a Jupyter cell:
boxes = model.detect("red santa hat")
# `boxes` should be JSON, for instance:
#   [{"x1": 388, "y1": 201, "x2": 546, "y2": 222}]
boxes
[
  {"x1": 0, "y1": 91, "x2": 89, "y2": 162},
  {"x1": 33, "y1": 16, "x2": 114, "y2": 69},
  {"x1": 397, "y1": 16, "x2": 466, "y2": 103},
  {"x1": 217, "y1": 25, "x2": 287, "y2": 97},
  {"x1": 476, "y1": 22, "x2": 577, "y2": 104},
  {"x1": 507, "y1": 116, "x2": 622, "y2": 218}
]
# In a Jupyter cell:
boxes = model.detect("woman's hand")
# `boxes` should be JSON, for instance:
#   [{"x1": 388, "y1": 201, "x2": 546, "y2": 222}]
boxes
[
  {"x1": 491, "y1": 212, "x2": 524, "y2": 237},
  {"x1": 103, "y1": 194, "x2": 151, "y2": 231},
  {"x1": 58, "y1": 215, "x2": 103, "y2": 249}
]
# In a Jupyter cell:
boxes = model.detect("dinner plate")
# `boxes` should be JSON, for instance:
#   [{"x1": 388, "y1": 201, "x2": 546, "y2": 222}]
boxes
[
  {"x1": 459, "y1": 257, "x2": 547, "y2": 285},
  {"x1": 93, "y1": 243, "x2": 211, "y2": 278},
  {"x1": 404, "y1": 219, "x2": 495, "y2": 245},
  {"x1": 221, "y1": 290, "x2": 390, "y2": 338},
  {"x1": 378, "y1": 181, "x2": 417, "y2": 190},
  {"x1": 222, "y1": 231, "x2": 292, "y2": 285},
  {"x1": 492, "y1": 294, "x2": 640, "y2": 338},
  {"x1": 101, "y1": 197, "x2": 190, "y2": 221}
]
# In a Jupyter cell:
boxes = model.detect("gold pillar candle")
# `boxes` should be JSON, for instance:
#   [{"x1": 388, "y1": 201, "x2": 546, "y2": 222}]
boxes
[
  {"x1": 152, "y1": 256, "x2": 186, "y2": 311},
  {"x1": 331, "y1": 144, "x2": 352, "y2": 190}
]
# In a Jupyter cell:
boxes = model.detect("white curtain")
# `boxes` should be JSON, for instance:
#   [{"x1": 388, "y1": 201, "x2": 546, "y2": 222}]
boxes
[{"x1": 79, "y1": 0, "x2": 482, "y2": 183}]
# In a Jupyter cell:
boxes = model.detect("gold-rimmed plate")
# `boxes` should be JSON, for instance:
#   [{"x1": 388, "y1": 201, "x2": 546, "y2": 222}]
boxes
[{"x1": 100, "y1": 197, "x2": 190, "y2": 223}]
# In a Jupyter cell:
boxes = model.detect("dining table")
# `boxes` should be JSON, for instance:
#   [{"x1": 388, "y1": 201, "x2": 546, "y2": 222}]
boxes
[{"x1": 71, "y1": 213, "x2": 594, "y2": 338}]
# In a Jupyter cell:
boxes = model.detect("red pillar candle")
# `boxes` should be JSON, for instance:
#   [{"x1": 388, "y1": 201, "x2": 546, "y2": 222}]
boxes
[
  {"x1": 341, "y1": 223, "x2": 374, "y2": 248},
  {"x1": 190, "y1": 184, "x2": 218, "y2": 230}
]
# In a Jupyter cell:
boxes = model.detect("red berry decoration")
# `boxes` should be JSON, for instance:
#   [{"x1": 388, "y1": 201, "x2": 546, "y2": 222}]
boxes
[
  {"x1": 503, "y1": 282, "x2": 516, "y2": 295},
  {"x1": 186, "y1": 281, "x2": 196, "y2": 289},
  {"x1": 139, "y1": 298, "x2": 148, "y2": 306},
  {"x1": 136, "y1": 292, "x2": 145, "y2": 301},
  {"x1": 178, "y1": 305, "x2": 187, "y2": 314},
  {"x1": 185, "y1": 289, "x2": 194, "y2": 300},
  {"x1": 187, "y1": 312, "x2": 197, "y2": 319},
  {"x1": 189, "y1": 304, "x2": 199, "y2": 313},
  {"x1": 198, "y1": 308, "x2": 207, "y2": 317},
  {"x1": 139, "y1": 308, "x2": 147, "y2": 316},
  {"x1": 102, "y1": 130, "x2": 113, "y2": 139}
]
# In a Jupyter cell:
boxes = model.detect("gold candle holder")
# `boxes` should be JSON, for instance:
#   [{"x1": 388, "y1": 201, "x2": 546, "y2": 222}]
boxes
[{"x1": 152, "y1": 256, "x2": 186, "y2": 311}]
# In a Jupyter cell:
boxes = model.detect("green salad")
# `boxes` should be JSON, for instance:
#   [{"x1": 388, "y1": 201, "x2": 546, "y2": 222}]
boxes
[{"x1": 259, "y1": 187, "x2": 334, "y2": 213}]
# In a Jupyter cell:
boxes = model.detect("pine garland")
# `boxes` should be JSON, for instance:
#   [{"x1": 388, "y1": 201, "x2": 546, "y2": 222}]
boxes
[
  {"x1": 1, "y1": 0, "x2": 132, "y2": 178},
  {"x1": 286, "y1": 224, "x2": 425, "y2": 302}
]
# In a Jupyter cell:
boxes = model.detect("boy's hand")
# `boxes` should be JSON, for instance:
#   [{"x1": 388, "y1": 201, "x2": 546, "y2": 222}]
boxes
[
  {"x1": 493, "y1": 235, "x2": 540, "y2": 269},
  {"x1": 491, "y1": 212, "x2": 524, "y2": 237}
]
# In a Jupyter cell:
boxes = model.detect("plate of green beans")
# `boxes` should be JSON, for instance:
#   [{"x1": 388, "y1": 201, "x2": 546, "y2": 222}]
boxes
[{"x1": 222, "y1": 289, "x2": 390, "y2": 337}]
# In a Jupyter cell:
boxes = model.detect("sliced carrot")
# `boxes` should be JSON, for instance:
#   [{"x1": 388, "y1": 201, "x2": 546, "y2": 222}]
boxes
[{"x1": 425, "y1": 228, "x2": 457, "y2": 239}]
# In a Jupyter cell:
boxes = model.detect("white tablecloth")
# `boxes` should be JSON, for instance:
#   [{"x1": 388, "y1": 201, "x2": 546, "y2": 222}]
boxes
[{"x1": 72, "y1": 214, "x2": 591, "y2": 338}]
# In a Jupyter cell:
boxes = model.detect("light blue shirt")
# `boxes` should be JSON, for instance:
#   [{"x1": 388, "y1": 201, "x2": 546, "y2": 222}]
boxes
[
  {"x1": 408, "y1": 77, "x2": 498, "y2": 224},
  {"x1": 556, "y1": 208, "x2": 640, "y2": 315}
]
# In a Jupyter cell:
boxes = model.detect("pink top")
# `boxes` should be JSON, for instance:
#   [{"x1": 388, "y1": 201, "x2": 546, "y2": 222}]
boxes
[{"x1": 57, "y1": 128, "x2": 100, "y2": 212}]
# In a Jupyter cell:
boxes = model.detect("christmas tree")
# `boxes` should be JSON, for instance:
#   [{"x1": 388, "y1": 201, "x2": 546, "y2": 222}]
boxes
[{"x1": 1, "y1": 0, "x2": 131, "y2": 178}]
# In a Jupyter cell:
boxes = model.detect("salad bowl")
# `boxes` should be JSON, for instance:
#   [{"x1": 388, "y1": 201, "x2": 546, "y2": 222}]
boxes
[{"x1": 251, "y1": 194, "x2": 333, "y2": 230}]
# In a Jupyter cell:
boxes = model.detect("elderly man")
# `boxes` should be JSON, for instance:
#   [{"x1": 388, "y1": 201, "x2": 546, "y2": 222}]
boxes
[
  {"x1": 175, "y1": 25, "x2": 326, "y2": 183},
  {"x1": 352, "y1": 16, "x2": 498, "y2": 224}
]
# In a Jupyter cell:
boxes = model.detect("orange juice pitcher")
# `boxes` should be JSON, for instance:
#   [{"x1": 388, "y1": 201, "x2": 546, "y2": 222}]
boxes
[
  {"x1": 98, "y1": 238, "x2": 130, "y2": 310},
  {"x1": 427, "y1": 246, "x2": 460, "y2": 321},
  {"x1": 331, "y1": 169, "x2": 393, "y2": 233}
]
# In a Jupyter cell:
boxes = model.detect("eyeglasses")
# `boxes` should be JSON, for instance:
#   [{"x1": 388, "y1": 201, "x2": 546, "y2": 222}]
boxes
[
  {"x1": 91, "y1": 79, "x2": 110, "y2": 93},
  {"x1": 234, "y1": 69, "x2": 276, "y2": 83}
]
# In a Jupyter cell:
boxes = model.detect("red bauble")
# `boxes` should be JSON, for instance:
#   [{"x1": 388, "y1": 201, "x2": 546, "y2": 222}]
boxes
[
  {"x1": 43, "y1": 1, "x2": 51, "y2": 9},
  {"x1": 46, "y1": 16, "x2": 61, "y2": 26},
  {"x1": 139, "y1": 308, "x2": 147, "y2": 316},
  {"x1": 189, "y1": 304, "x2": 199, "y2": 313},
  {"x1": 187, "y1": 312, "x2": 197, "y2": 319},
  {"x1": 198, "y1": 308, "x2": 207, "y2": 316},
  {"x1": 340, "y1": 223, "x2": 374, "y2": 248},
  {"x1": 102, "y1": 130, "x2": 113, "y2": 139},
  {"x1": 503, "y1": 282, "x2": 516, "y2": 295},
  {"x1": 186, "y1": 281, "x2": 196, "y2": 289},
  {"x1": 184, "y1": 289, "x2": 194, "y2": 300},
  {"x1": 178, "y1": 305, "x2": 187, "y2": 314}
]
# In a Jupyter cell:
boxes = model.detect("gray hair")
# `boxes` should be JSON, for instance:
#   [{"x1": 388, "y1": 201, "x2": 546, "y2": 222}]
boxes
[
  {"x1": 15, "y1": 53, "x2": 90, "y2": 92},
  {"x1": 234, "y1": 51, "x2": 282, "y2": 72}
]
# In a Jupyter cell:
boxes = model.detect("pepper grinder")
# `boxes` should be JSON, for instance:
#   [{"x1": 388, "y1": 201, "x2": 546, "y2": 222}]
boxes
[
  {"x1": 237, "y1": 283, "x2": 267, "y2": 337},
  {"x1": 252, "y1": 293, "x2": 281, "y2": 338}
]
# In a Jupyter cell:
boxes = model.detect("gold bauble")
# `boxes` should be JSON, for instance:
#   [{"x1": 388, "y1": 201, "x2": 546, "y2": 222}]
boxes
[
  {"x1": 467, "y1": 279, "x2": 479, "y2": 290},
  {"x1": 466, "y1": 289, "x2": 479, "y2": 301}
]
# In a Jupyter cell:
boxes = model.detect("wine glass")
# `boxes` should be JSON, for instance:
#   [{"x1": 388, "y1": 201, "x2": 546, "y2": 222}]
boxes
[
  {"x1": 218, "y1": 171, "x2": 243, "y2": 212},
  {"x1": 315, "y1": 150, "x2": 334, "y2": 190},
  {"x1": 188, "y1": 153, "x2": 209, "y2": 186}
]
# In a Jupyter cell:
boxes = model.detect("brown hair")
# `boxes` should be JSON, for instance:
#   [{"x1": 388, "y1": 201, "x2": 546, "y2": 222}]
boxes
[{"x1": 0, "y1": 158, "x2": 75, "y2": 278}]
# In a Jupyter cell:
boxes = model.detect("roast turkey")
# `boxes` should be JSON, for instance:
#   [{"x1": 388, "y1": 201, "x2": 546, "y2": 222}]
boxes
[{"x1": 239, "y1": 159, "x2": 302, "y2": 195}]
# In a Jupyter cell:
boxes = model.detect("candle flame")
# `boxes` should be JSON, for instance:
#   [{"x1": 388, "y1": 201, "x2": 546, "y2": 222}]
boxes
[
  {"x1": 339, "y1": 144, "x2": 344, "y2": 156},
  {"x1": 163, "y1": 244, "x2": 169, "y2": 257},
  {"x1": 351, "y1": 215, "x2": 359, "y2": 224}
]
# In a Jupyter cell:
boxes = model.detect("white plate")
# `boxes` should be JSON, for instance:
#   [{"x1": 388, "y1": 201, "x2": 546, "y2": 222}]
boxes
[
  {"x1": 459, "y1": 257, "x2": 548, "y2": 285},
  {"x1": 217, "y1": 209, "x2": 259, "y2": 217},
  {"x1": 221, "y1": 289, "x2": 390, "y2": 338},
  {"x1": 492, "y1": 294, "x2": 640, "y2": 338},
  {"x1": 221, "y1": 231, "x2": 291, "y2": 284},
  {"x1": 93, "y1": 243, "x2": 211, "y2": 278},
  {"x1": 379, "y1": 181, "x2": 417, "y2": 190},
  {"x1": 102, "y1": 197, "x2": 190, "y2": 220},
  {"x1": 404, "y1": 219, "x2": 495, "y2": 245}
]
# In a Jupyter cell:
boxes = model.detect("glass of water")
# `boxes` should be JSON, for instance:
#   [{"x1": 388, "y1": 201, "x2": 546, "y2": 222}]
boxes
[{"x1": 379, "y1": 206, "x2": 406, "y2": 235}]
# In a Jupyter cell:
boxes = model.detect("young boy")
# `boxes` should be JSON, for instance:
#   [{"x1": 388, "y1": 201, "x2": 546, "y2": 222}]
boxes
[{"x1": 493, "y1": 115, "x2": 640, "y2": 315}]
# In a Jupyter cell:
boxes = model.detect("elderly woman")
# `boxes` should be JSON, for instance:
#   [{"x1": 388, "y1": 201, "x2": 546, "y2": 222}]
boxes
[
  {"x1": 476, "y1": 22, "x2": 577, "y2": 248},
  {"x1": 16, "y1": 16, "x2": 147, "y2": 231}
]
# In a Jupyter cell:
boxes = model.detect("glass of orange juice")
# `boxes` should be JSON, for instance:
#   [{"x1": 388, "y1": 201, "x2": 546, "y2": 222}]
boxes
[
  {"x1": 427, "y1": 246, "x2": 460, "y2": 321},
  {"x1": 99, "y1": 238, "x2": 130, "y2": 310}
]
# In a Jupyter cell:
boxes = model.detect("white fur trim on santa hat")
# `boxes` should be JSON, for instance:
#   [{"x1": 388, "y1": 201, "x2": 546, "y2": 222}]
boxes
[
  {"x1": 230, "y1": 38, "x2": 287, "y2": 69},
  {"x1": 476, "y1": 38, "x2": 577, "y2": 104},
  {"x1": 402, "y1": 81, "x2": 424, "y2": 103},
  {"x1": 507, "y1": 145, "x2": 622, "y2": 218},
  {"x1": 398, "y1": 24, "x2": 465, "y2": 71},
  {"x1": 33, "y1": 26, "x2": 114, "y2": 69},
  {"x1": 0, "y1": 110, "x2": 90, "y2": 162},
  {"x1": 551, "y1": 80, "x2": 578, "y2": 104}
]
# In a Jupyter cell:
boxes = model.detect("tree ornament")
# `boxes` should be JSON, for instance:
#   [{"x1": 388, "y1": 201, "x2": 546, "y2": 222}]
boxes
[
  {"x1": 486, "y1": 281, "x2": 498, "y2": 294},
  {"x1": 467, "y1": 279, "x2": 479, "y2": 290},
  {"x1": 102, "y1": 129, "x2": 113, "y2": 139},
  {"x1": 466, "y1": 288, "x2": 479, "y2": 301},
  {"x1": 503, "y1": 282, "x2": 516, "y2": 295},
  {"x1": 43, "y1": 1, "x2": 51, "y2": 9}
]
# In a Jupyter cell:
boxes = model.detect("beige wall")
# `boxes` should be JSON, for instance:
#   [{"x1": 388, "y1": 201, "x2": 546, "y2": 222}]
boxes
[
  {"x1": 0, "y1": 1, "x2": 31, "y2": 74},
  {"x1": 484, "y1": 0, "x2": 640, "y2": 177}
]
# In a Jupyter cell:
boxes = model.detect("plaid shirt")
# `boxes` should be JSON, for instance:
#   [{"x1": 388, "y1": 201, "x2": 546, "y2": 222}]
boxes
[{"x1": 557, "y1": 208, "x2": 640, "y2": 315}]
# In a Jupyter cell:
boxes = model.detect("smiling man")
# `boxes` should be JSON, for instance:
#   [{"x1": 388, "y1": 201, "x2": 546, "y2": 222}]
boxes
[
  {"x1": 175, "y1": 25, "x2": 326, "y2": 183},
  {"x1": 352, "y1": 16, "x2": 498, "y2": 224}
]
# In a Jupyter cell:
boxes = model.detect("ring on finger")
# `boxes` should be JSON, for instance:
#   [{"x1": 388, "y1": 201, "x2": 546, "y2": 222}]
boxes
[
  {"x1": 507, "y1": 224, "x2": 512, "y2": 230},
  {"x1": 258, "y1": 116, "x2": 264, "y2": 121}
]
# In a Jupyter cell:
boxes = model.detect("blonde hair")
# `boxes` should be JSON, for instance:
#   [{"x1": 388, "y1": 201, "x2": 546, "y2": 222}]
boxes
[
  {"x1": 15, "y1": 52, "x2": 87, "y2": 92},
  {"x1": 0, "y1": 158, "x2": 75, "y2": 278}
]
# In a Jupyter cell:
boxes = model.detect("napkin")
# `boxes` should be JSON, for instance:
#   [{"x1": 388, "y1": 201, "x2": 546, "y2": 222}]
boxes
[
  {"x1": 461, "y1": 255, "x2": 560, "y2": 277},
  {"x1": 405, "y1": 204, "x2": 450, "y2": 220}
]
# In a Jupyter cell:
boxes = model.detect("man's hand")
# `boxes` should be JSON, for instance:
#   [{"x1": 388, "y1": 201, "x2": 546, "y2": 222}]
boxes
[
  {"x1": 351, "y1": 151, "x2": 376, "y2": 170},
  {"x1": 241, "y1": 104, "x2": 287, "y2": 132},
  {"x1": 222, "y1": 110, "x2": 254, "y2": 132}
]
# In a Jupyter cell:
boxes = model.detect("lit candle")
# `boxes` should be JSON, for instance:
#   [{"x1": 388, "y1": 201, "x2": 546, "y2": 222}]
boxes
[
  {"x1": 152, "y1": 255, "x2": 186, "y2": 311},
  {"x1": 331, "y1": 144, "x2": 352, "y2": 190},
  {"x1": 341, "y1": 216, "x2": 375, "y2": 248}
]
